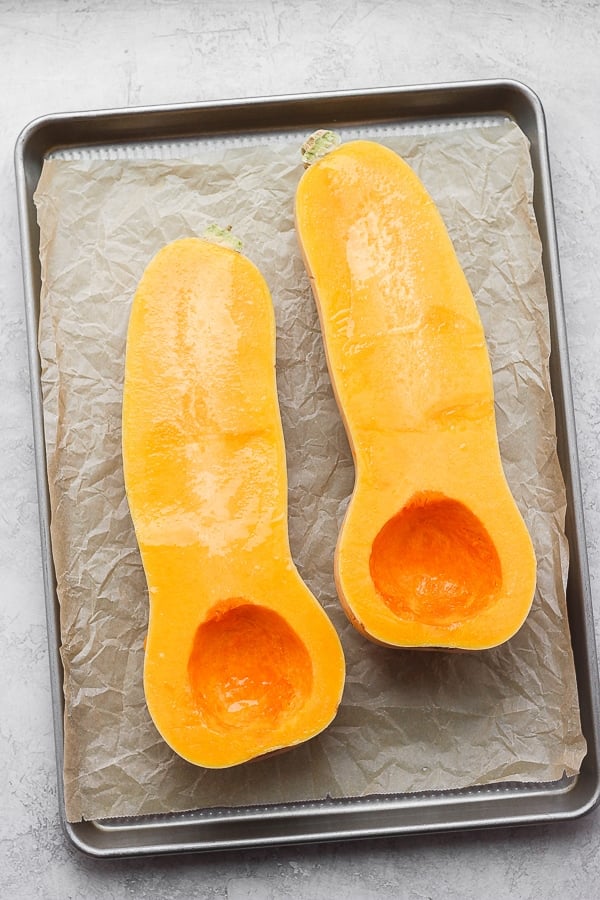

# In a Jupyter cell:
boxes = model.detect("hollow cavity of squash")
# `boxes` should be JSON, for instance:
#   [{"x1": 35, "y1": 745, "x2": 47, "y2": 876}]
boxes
[
  {"x1": 122, "y1": 236, "x2": 345, "y2": 766},
  {"x1": 295, "y1": 138, "x2": 537, "y2": 650},
  {"x1": 369, "y1": 492, "x2": 502, "y2": 627},
  {"x1": 188, "y1": 600, "x2": 313, "y2": 733}
]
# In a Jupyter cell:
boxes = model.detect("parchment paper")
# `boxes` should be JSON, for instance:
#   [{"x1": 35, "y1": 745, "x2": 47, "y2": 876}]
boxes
[{"x1": 34, "y1": 120, "x2": 586, "y2": 823}]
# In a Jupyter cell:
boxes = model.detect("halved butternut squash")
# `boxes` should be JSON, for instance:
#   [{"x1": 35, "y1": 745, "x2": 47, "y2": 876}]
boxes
[
  {"x1": 122, "y1": 234, "x2": 345, "y2": 767},
  {"x1": 295, "y1": 135, "x2": 537, "y2": 650}
]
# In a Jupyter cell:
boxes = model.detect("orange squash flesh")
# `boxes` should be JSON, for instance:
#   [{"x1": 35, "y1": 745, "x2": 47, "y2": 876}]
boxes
[
  {"x1": 295, "y1": 139, "x2": 537, "y2": 650},
  {"x1": 122, "y1": 237, "x2": 345, "y2": 767}
]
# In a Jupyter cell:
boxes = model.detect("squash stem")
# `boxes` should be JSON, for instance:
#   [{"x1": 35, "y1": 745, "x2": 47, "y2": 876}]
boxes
[
  {"x1": 201, "y1": 223, "x2": 243, "y2": 253},
  {"x1": 301, "y1": 129, "x2": 341, "y2": 168}
]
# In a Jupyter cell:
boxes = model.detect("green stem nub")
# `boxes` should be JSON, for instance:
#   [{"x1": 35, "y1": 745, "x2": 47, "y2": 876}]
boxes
[
  {"x1": 202, "y1": 224, "x2": 243, "y2": 253},
  {"x1": 301, "y1": 129, "x2": 341, "y2": 168}
]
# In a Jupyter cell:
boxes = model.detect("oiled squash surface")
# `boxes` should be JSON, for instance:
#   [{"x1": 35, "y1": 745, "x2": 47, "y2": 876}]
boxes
[
  {"x1": 295, "y1": 139, "x2": 536, "y2": 650},
  {"x1": 122, "y1": 237, "x2": 345, "y2": 766}
]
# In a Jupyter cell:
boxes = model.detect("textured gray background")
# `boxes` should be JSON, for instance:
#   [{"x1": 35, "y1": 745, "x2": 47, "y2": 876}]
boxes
[{"x1": 1, "y1": 0, "x2": 599, "y2": 897}]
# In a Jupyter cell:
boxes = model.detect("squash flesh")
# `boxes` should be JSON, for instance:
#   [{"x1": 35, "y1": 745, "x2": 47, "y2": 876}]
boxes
[
  {"x1": 122, "y1": 237, "x2": 345, "y2": 766},
  {"x1": 295, "y1": 140, "x2": 536, "y2": 650}
]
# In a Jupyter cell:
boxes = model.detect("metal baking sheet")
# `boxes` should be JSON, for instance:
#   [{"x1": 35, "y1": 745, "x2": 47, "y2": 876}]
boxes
[{"x1": 14, "y1": 79, "x2": 600, "y2": 857}]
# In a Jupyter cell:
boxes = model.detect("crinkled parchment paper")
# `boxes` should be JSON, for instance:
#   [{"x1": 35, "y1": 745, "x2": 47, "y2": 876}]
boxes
[{"x1": 34, "y1": 120, "x2": 586, "y2": 823}]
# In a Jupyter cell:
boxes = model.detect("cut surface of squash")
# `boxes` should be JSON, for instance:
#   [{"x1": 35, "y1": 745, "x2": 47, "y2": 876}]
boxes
[
  {"x1": 122, "y1": 236, "x2": 345, "y2": 767},
  {"x1": 295, "y1": 138, "x2": 537, "y2": 650}
]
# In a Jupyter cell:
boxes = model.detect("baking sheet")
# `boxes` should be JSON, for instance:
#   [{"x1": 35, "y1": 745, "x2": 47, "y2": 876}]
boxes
[{"x1": 15, "y1": 81, "x2": 600, "y2": 856}]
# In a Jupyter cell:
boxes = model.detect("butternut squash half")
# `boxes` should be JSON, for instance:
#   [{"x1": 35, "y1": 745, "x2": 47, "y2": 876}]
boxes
[
  {"x1": 122, "y1": 235, "x2": 345, "y2": 767},
  {"x1": 295, "y1": 136, "x2": 537, "y2": 650}
]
